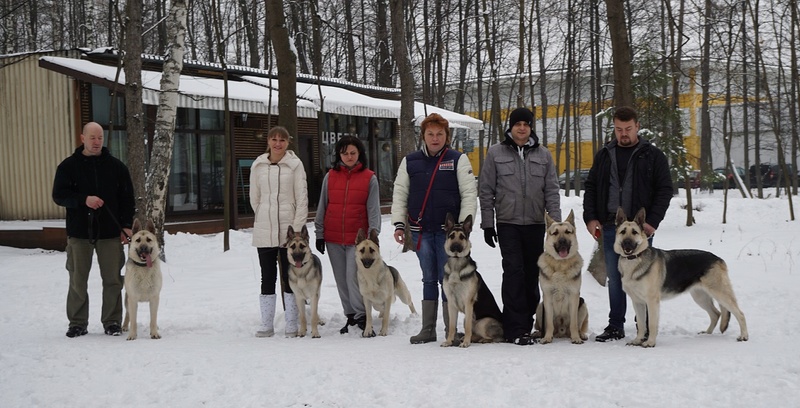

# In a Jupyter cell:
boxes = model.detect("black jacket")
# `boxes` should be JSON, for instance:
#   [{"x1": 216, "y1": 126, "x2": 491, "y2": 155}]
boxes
[
  {"x1": 583, "y1": 138, "x2": 673, "y2": 228},
  {"x1": 52, "y1": 146, "x2": 136, "y2": 240}
]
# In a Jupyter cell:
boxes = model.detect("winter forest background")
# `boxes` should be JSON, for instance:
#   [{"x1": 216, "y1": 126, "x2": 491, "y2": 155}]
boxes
[{"x1": 2, "y1": 0, "x2": 799, "y2": 198}]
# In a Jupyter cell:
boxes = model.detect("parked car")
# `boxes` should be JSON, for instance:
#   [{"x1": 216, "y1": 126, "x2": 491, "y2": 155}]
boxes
[
  {"x1": 676, "y1": 170, "x2": 701, "y2": 189},
  {"x1": 712, "y1": 166, "x2": 745, "y2": 189},
  {"x1": 749, "y1": 163, "x2": 795, "y2": 188},
  {"x1": 558, "y1": 168, "x2": 591, "y2": 190}
]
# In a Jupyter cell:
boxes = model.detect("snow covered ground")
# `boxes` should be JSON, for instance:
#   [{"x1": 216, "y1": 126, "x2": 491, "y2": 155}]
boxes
[{"x1": 2, "y1": 190, "x2": 799, "y2": 407}]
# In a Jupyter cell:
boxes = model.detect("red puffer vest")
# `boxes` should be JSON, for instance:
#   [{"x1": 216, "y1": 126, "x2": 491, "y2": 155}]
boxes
[{"x1": 323, "y1": 162, "x2": 374, "y2": 245}]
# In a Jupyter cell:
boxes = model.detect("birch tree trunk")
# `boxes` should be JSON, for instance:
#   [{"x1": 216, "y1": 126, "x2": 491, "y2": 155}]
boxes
[
  {"x1": 605, "y1": 0, "x2": 633, "y2": 107},
  {"x1": 146, "y1": 0, "x2": 188, "y2": 260},
  {"x1": 266, "y1": 0, "x2": 298, "y2": 138}
]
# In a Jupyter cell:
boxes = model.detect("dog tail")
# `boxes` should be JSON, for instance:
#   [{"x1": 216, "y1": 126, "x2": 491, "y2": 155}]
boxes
[
  {"x1": 389, "y1": 266, "x2": 417, "y2": 315},
  {"x1": 719, "y1": 306, "x2": 731, "y2": 333}
]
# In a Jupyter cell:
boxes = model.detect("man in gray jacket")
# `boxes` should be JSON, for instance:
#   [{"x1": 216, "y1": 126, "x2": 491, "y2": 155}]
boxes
[{"x1": 479, "y1": 107, "x2": 562, "y2": 345}]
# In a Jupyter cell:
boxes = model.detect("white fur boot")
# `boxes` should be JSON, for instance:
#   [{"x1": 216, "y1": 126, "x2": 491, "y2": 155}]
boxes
[
  {"x1": 283, "y1": 292, "x2": 298, "y2": 337},
  {"x1": 256, "y1": 294, "x2": 276, "y2": 337}
]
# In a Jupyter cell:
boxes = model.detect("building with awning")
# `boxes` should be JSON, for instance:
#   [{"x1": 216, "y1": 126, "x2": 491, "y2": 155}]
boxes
[{"x1": 0, "y1": 49, "x2": 483, "y2": 248}]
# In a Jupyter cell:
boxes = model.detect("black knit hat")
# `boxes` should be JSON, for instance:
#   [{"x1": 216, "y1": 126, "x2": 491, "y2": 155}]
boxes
[{"x1": 508, "y1": 107, "x2": 534, "y2": 129}]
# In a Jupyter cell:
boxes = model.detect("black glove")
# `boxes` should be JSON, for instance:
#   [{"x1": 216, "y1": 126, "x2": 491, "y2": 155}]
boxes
[
  {"x1": 483, "y1": 228, "x2": 497, "y2": 248},
  {"x1": 316, "y1": 239, "x2": 325, "y2": 254}
]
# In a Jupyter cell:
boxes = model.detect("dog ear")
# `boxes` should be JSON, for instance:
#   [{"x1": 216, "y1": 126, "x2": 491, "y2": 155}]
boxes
[
  {"x1": 445, "y1": 213, "x2": 455, "y2": 231},
  {"x1": 634, "y1": 208, "x2": 647, "y2": 227},
  {"x1": 356, "y1": 228, "x2": 366, "y2": 244},
  {"x1": 461, "y1": 214, "x2": 473, "y2": 234},
  {"x1": 301, "y1": 225, "x2": 309, "y2": 240},
  {"x1": 615, "y1": 207, "x2": 627, "y2": 226},
  {"x1": 369, "y1": 228, "x2": 380, "y2": 245},
  {"x1": 146, "y1": 220, "x2": 156, "y2": 234},
  {"x1": 566, "y1": 209, "x2": 575, "y2": 227},
  {"x1": 544, "y1": 211, "x2": 554, "y2": 228},
  {"x1": 132, "y1": 218, "x2": 142, "y2": 234},
  {"x1": 287, "y1": 225, "x2": 295, "y2": 241}
]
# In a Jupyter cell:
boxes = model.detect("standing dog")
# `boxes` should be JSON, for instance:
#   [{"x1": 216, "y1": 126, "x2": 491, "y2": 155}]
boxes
[
  {"x1": 614, "y1": 207, "x2": 749, "y2": 347},
  {"x1": 122, "y1": 218, "x2": 162, "y2": 341},
  {"x1": 441, "y1": 213, "x2": 504, "y2": 348},
  {"x1": 355, "y1": 228, "x2": 417, "y2": 337},
  {"x1": 286, "y1": 225, "x2": 323, "y2": 338},
  {"x1": 534, "y1": 209, "x2": 589, "y2": 344}
]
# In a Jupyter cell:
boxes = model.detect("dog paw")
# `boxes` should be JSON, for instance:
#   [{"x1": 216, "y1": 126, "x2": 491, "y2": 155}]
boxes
[
  {"x1": 626, "y1": 339, "x2": 643, "y2": 346},
  {"x1": 126, "y1": 335, "x2": 136, "y2": 341},
  {"x1": 571, "y1": 338, "x2": 584, "y2": 344},
  {"x1": 362, "y1": 330, "x2": 376, "y2": 338},
  {"x1": 312, "y1": 333, "x2": 321, "y2": 339},
  {"x1": 151, "y1": 333, "x2": 161, "y2": 339},
  {"x1": 737, "y1": 335, "x2": 748, "y2": 342},
  {"x1": 458, "y1": 342, "x2": 471, "y2": 348},
  {"x1": 642, "y1": 341, "x2": 656, "y2": 348},
  {"x1": 440, "y1": 341, "x2": 451, "y2": 347},
  {"x1": 540, "y1": 337, "x2": 553, "y2": 344}
]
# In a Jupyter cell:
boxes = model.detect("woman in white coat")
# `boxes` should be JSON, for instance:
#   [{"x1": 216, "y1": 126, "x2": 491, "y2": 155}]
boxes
[{"x1": 249, "y1": 126, "x2": 309, "y2": 337}]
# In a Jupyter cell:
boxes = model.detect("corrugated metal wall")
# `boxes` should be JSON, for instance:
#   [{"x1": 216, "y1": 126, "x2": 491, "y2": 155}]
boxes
[{"x1": 0, "y1": 50, "x2": 79, "y2": 220}]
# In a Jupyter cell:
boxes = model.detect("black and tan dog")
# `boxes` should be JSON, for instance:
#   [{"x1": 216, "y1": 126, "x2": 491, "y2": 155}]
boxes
[
  {"x1": 534, "y1": 209, "x2": 589, "y2": 344},
  {"x1": 122, "y1": 219, "x2": 163, "y2": 341},
  {"x1": 286, "y1": 225, "x2": 323, "y2": 338},
  {"x1": 615, "y1": 207, "x2": 749, "y2": 347},
  {"x1": 441, "y1": 213, "x2": 504, "y2": 348},
  {"x1": 355, "y1": 228, "x2": 417, "y2": 337}
]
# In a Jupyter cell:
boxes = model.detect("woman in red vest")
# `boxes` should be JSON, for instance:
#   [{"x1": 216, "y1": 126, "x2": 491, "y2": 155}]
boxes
[{"x1": 314, "y1": 136, "x2": 382, "y2": 334}]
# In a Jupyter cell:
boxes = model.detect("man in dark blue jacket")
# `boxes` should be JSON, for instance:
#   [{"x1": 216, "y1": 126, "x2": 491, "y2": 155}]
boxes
[
  {"x1": 53, "y1": 122, "x2": 136, "y2": 338},
  {"x1": 583, "y1": 107, "x2": 673, "y2": 342}
]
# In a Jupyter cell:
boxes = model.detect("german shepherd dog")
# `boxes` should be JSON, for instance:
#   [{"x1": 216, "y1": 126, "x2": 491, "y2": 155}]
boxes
[
  {"x1": 355, "y1": 228, "x2": 417, "y2": 337},
  {"x1": 615, "y1": 207, "x2": 749, "y2": 347},
  {"x1": 122, "y1": 219, "x2": 163, "y2": 341},
  {"x1": 286, "y1": 225, "x2": 323, "y2": 338},
  {"x1": 441, "y1": 213, "x2": 504, "y2": 348},
  {"x1": 534, "y1": 209, "x2": 589, "y2": 344}
]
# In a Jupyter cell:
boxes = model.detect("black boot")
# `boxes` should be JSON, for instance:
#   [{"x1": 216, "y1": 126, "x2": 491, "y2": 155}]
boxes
[{"x1": 340, "y1": 313, "x2": 355, "y2": 334}]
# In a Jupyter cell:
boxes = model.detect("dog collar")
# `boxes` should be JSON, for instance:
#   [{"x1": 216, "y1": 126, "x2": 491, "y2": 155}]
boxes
[
  {"x1": 130, "y1": 260, "x2": 150, "y2": 267},
  {"x1": 622, "y1": 253, "x2": 643, "y2": 260}
]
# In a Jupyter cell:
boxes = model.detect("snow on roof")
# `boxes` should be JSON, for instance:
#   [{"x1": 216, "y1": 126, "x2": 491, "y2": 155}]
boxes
[{"x1": 39, "y1": 56, "x2": 319, "y2": 118}]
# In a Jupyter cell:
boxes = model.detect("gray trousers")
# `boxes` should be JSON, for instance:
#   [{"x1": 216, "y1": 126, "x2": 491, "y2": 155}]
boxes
[
  {"x1": 65, "y1": 237, "x2": 125, "y2": 329},
  {"x1": 326, "y1": 243, "x2": 366, "y2": 319}
]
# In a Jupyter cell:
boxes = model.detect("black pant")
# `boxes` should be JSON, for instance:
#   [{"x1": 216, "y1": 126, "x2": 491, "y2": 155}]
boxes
[
  {"x1": 257, "y1": 247, "x2": 291, "y2": 295},
  {"x1": 497, "y1": 223, "x2": 545, "y2": 340}
]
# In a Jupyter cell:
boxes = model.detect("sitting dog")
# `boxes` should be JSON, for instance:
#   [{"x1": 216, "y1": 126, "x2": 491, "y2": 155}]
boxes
[
  {"x1": 355, "y1": 228, "x2": 417, "y2": 337},
  {"x1": 615, "y1": 207, "x2": 749, "y2": 347},
  {"x1": 286, "y1": 225, "x2": 323, "y2": 338},
  {"x1": 441, "y1": 213, "x2": 504, "y2": 348},
  {"x1": 122, "y1": 218, "x2": 163, "y2": 341},
  {"x1": 534, "y1": 209, "x2": 589, "y2": 344}
]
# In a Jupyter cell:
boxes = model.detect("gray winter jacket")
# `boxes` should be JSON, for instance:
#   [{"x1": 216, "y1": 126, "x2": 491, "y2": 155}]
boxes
[{"x1": 479, "y1": 133, "x2": 561, "y2": 229}]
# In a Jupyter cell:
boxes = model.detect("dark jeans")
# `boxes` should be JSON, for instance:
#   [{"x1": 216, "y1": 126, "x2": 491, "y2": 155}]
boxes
[
  {"x1": 411, "y1": 230, "x2": 449, "y2": 301},
  {"x1": 497, "y1": 223, "x2": 545, "y2": 340},
  {"x1": 257, "y1": 247, "x2": 291, "y2": 295}
]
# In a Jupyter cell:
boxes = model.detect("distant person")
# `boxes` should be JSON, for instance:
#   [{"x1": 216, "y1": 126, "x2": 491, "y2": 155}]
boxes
[
  {"x1": 314, "y1": 136, "x2": 381, "y2": 334},
  {"x1": 391, "y1": 113, "x2": 478, "y2": 344},
  {"x1": 250, "y1": 126, "x2": 309, "y2": 338},
  {"x1": 52, "y1": 121, "x2": 136, "y2": 338},
  {"x1": 478, "y1": 107, "x2": 561, "y2": 345},
  {"x1": 583, "y1": 106, "x2": 673, "y2": 342}
]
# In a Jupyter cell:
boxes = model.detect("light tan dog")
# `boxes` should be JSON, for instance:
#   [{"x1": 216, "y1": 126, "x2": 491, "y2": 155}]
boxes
[
  {"x1": 615, "y1": 207, "x2": 749, "y2": 347},
  {"x1": 355, "y1": 228, "x2": 417, "y2": 337},
  {"x1": 535, "y1": 209, "x2": 589, "y2": 344},
  {"x1": 441, "y1": 213, "x2": 504, "y2": 348},
  {"x1": 286, "y1": 225, "x2": 323, "y2": 338},
  {"x1": 122, "y1": 219, "x2": 163, "y2": 341}
]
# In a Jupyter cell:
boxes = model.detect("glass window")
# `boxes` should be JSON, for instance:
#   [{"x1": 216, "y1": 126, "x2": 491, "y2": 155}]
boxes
[
  {"x1": 104, "y1": 130, "x2": 128, "y2": 164},
  {"x1": 373, "y1": 119, "x2": 396, "y2": 201},
  {"x1": 91, "y1": 84, "x2": 125, "y2": 126},
  {"x1": 199, "y1": 134, "x2": 225, "y2": 210},
  {"x1": 199, "y1": 109, "x2": 224, "y2": 130},
  {"x1": 169, "y1": 133, "x2": 199, "y2": 211},
  {"x1": 176, "y1": 108, "x2": 197, "y2": 130}
]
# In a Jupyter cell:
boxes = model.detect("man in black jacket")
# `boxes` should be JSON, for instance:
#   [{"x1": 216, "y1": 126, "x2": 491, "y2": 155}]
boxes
[
  {"x1": 53, "y1": 122, "x2": 136, "y2": 338},
  {"x1": 583, "y1": 107, "x2": 673, "y2": 342}
]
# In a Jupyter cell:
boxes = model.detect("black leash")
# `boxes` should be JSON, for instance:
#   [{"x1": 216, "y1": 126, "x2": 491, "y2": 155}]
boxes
[{"x1": 88, "y1": 206, "x2": 132, "y2": 245}]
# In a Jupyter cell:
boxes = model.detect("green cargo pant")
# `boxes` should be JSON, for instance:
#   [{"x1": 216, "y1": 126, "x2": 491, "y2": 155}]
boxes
[{"x1": 65, "y1": 237, "x2": 125, "y2": 329}]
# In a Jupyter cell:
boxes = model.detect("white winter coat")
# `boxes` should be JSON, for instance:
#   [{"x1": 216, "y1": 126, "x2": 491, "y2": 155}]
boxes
[{"x1": 249, "y1": 150, "x2": 308, "y2": 248}]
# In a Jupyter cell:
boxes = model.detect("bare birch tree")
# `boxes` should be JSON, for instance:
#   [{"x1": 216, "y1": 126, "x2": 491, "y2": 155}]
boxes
[
  {"x1": 266, "y1": 0, "x2": 298, "y2": 138},
  {"x1": 146, "y1": 0, "x2": 188, "y2": 259},
  {"x1": 390, "y1": 0, "x2": 417, "y2": 156},
  {"x1": 123, "y1": 0, "x2": 147, "y2": 221}
]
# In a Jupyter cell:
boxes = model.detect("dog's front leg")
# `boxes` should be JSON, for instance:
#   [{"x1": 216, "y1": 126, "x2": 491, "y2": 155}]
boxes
[
  {"x1": 627, "y1": 300, "x2": 647, "y2": 346},
  {"x1": 378, "y1": 297, "x2": 391, "y2": 336},
  {"x1": 460, "y1": 302, "x2": 473, "y2": 348},
  {"x1": 362, "y1": 299, "x2": 376, "y2": 337},
  {"x1": 126, "y1": 296, "x2": 138, "y2": 341},
  {"x1": 642, "y1": 298, "x2": 659, "y2": 347},
  {"x1": 310, "y1": 293, "x2": 321, "y2": 338},
  {"x1": 296, "y1": 294, "x2": 308, "y2": 337},
  {"x1": 122, "y1": 292, "x2": 130, "y2": 332},
  {"x1": 541, "y1": 293, "x2": 555, "y2": 344},
  {"x1": 568, "y1": 293, "x2": 582, "y2": 344},
  {"x1": 150, "y1": 294, "x2": 161, "y2": 339}
]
